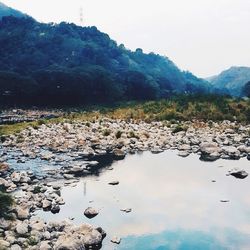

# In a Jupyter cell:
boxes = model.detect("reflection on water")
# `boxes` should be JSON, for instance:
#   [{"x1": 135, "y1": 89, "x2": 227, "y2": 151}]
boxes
[{"x1": 36, "y1": 151, "x2": 250, "y2": 250}]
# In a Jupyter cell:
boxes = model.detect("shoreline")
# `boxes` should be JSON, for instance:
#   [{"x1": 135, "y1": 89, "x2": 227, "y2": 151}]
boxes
[{"x1": 0, "y1": 119, "x2": 249, "y2": 249}]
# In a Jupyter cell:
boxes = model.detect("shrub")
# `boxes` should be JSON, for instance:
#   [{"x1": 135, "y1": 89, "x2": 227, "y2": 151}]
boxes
[
  {"x1": 0, "y1": 191, "x2": 13, "y2": 218},
  {"x1": 128, "y1": 131, "x2": 139, "y2": 139},
  {"x1": 115, "y1": 130, "x2": 123, "y2": 139},
  {"x1": 103, "y1": 129, "x2": 111, "y2": 136},
  {"x1": 172, "y1": 125, "x2": 188, "y2": 134}
]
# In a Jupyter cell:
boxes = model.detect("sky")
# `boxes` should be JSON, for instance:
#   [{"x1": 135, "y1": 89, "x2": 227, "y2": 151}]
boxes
[{"x1": 2, "y1": 0, "x2": 250, "y2": 77}]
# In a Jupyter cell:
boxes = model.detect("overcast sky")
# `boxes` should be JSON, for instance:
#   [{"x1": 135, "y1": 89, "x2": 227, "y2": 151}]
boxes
[{"x1": 2, "y1": 0, "x2": 250, "y2": 77}]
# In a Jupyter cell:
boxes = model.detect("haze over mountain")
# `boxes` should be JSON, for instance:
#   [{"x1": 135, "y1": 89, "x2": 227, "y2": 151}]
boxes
[
  {"x1": 0, "y1": 3, "x2": 209, "y2": 106},
  {"x1": 208, "y1": 66, "x2": 250, "y2": 96},
  {"x1": 0, "y1": 2, "x2": 26, "y2": 19}
]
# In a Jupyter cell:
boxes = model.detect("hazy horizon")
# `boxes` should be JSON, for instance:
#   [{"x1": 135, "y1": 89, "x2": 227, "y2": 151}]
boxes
[{"x1": 2, "y1": 0, "x2": 250, "y2": 78}]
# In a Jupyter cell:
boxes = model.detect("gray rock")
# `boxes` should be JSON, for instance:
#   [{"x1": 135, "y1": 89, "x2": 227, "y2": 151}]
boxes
[
  {"x1": 51, "y1": 204, "x2": 60, "y2": 214},
  {"x1": 16, "y1": 207, "x2": 30, "y2": 220},
  {"x1": 10, "y1": 244, "x2": 22, "y2": 250},
  {"x1": 54, "y1": 233, "x2": 85, "y2": 250},
  {"x1": 42, "y1": 200, "x2": 52, "y2": 210},
  {"x1": 200, "y1": 142, "x2": 221, "y2": 161},
  {"x1": 39, "y1": 241, "x2": 52, "y2": 250},
  {"x1": 16, "y1": 222, "x2": 29, "y2": 236},
  {"x1": 84, "y1": 207, "x2": 99, "y2": 219}
]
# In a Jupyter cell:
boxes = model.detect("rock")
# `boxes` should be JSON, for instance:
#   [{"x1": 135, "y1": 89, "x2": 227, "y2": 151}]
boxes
[
  {"x1": 95, "y1": 227, "x2": 106, "y2": 239},
  {"x1": 77, "y1": 224, "x2": 103, "y2": 246},
  {"x1": 16, "y1": 222, "x2": 29, "y2": 236},
  {"x1": 31, "y1": 221, "x2": 45, "y2": 232},
  {"x1": 42, "y1": 200, "x2": 52, "y2": 210},
  {"x1": 51, "y1": 205, "x2": 60, "y2": 214},
  {"x1": 39, "y1": 241, "x2": 52, "y2": 250},
  {"x1": 200, "y1": 142, "x2": 221, "y2": 161},
  {"x1": 0, "y1": 162, "x2": 9, "y2": 175},
  {"x1": 54, "y1": 233, "x2": 85, "y2": 250},
  {"x1": 113, "y1": 149, "x2": 126, "y2": 160},
  {"x1": 0, "y1": 218, "x2": 11, "y2": 230},
  {"x1": 52, "y1": 184, "x2": 61, "y2": 190},
  {"x1": 10, "y1": 244, "x2": 22, "y2": 250},
  {"x1": 238, "y1": 145, "x2": 250, "y2": 154},
  {"x1": 16, "y1": 207, "x2": 30, "y2": 220},
  {"x1": 10, "y1": 172, "x2": 21, "y2": 183},
  {"x1": 108, "y1": 181, "x2": 119, "y2": 185},
  {"x1": 120, "y1": 208, "x2": 132, "y2": 213},
  {"x1": 151, "y1": 147, "x2": 164, "y2": 154},
  {"x1": 0, "y1": 239, "x2": 10, "y2": 248},
  {"x1": 222, "y1": 146, "x2": 240, "y2": 160},
  {"x1": 230, "y1": 170, "x2": 248, "y2": 179},
  {"x1": 178, "y1": 151, "x2": 190, "y2": 157},
  {"x1": 111, "y1": 236, "x2": 121, "y2": 244},
  {"x1": 63, "y1": 174, "x2": 74, "y2": 180},
  {"x1": 84, "y1": 207, "x2": 99, "y2": 219}
]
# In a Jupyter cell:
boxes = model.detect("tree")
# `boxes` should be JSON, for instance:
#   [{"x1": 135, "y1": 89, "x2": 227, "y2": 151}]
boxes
[{"x1": 243, "y1": 81, "x2": 250, "y2": 97}]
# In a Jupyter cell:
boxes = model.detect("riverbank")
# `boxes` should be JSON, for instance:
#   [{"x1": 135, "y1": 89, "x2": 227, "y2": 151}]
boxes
[{"x1": 0, "y1": 117, "x2": 250, "y2": 249}]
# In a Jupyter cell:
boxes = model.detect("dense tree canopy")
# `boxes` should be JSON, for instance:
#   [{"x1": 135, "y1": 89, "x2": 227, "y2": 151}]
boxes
[
  {"x1": 0, "y1": 16, "x2": 209, "y2": 106},
  {"x1": 243, "y1": 81, "x2": 250, "y2": 97}
]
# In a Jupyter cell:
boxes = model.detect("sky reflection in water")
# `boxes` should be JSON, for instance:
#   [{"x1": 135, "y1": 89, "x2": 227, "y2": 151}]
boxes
[{"x1": 37, "y1": 151, "x2": 250, "y2": 250}]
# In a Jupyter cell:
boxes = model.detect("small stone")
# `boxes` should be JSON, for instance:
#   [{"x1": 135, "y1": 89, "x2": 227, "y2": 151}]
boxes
[
  {"x1": 111, "y1": 236, "x2": 121, "y2": 244},
  {"x1": 120, "y1": 208, "x2": 132, "y2": 213},
  {"x1": 108, "y1": 181, "x2": 119, "y2": 185},
  {"x1": 84, "y1": 207, "x2": 99, "y2": 219}
]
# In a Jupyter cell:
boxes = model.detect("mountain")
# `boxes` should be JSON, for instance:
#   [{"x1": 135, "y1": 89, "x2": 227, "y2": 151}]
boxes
[
  {"x1": 0, "y1": 14, "x2": 208, "y2": 106},
  {"x1": 0, "y1": 2, "x2": 26, "y2": 19},
  {"x1": 208, "y1": 66, "x2": 250, "y2": 96}
]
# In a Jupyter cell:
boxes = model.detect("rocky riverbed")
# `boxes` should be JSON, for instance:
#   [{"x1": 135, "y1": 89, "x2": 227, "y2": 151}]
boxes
[{"x1": 0, "y1": 119, "x2": 250, "y2": 249}]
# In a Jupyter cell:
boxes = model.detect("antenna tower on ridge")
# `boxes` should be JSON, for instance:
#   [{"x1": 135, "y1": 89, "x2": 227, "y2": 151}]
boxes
[{"x1": 79, "y1": 7, "x2": 84, "y2": 26}]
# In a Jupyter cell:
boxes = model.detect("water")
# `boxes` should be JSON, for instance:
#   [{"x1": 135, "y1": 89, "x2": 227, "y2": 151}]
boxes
[{"x1": 36, "y1": 151, "x2": 250, "y2": 250}]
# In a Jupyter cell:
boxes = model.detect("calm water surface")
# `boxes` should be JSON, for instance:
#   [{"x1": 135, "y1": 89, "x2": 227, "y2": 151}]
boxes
[{"x1": 36, "y1": 151, "x2": 250, "y2": 250}]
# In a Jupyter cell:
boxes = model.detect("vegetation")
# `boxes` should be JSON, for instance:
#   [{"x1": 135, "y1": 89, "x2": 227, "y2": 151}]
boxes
[
  {"x1": 0, "y1": 190, "x2": 13, "y2": 218},
  {"x1": 115, "y1": 130, "x2": 123, "y2": 139},
  {"x1": 172, "y1": 125, "x2": 188, "y2": 134},
  {"x1": 0, "y1": 16, "x2": 209, "y2": 107},
  {"x1": 243, "y1": 81, "x2": 250, "y2": 97},
  {"x1": 0, "y1": 95, "x2": 249, "y2": 139},
  {"x1": 209, "y1": 66, "x2": 250, "y2": 96}
]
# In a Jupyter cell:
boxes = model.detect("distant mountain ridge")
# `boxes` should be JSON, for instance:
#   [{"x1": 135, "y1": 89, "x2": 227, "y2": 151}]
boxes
[
  {"x1": 208, "y1": 66, "x2": 250, "y2": 96},
  {"x1": 0, "y1": 2, "x2": 26, "y2": 19}
]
